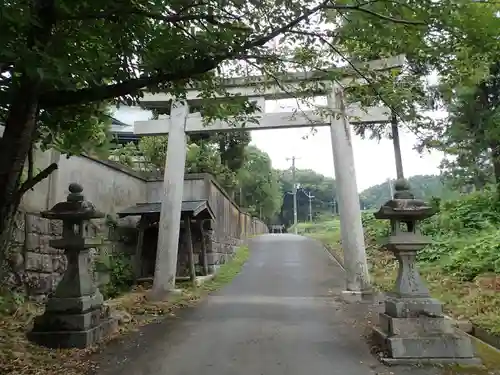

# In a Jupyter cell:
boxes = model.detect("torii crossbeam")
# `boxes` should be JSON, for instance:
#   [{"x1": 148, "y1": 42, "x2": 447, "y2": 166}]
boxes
[
  {"x1": 135, "y1": 56, "x2": 404, "y2": 301},
  {"x1": 140, "y1": 55, "x2": 404, "y2": 107},
  {"x1": 135, "y1": 105, "x2": 389, "y2": 134}
]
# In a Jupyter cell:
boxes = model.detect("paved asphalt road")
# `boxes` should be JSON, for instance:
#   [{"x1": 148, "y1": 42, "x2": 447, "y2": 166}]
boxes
[{"x1": 95, "y1": 234, "x2": 436, "y2": 375}]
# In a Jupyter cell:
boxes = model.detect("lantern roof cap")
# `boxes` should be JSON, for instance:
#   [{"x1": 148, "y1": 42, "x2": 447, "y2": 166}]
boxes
[{"x1": 41, "y1": 183, "x2": 104, "y2": 221}]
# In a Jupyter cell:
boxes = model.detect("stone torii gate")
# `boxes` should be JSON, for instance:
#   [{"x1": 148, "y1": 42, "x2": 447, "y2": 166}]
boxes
[{"x1": 134, "y1": 56, "x2": 404, "y2": 300}]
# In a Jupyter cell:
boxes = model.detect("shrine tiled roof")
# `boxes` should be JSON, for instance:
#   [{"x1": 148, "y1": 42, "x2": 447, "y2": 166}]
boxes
[{"x1": 117, "y1": 200, "x2": 214, "y2": 220}]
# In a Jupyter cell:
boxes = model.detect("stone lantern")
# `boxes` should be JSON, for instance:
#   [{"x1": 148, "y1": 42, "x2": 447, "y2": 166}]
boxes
[
  {"x1": 28, "y1": 183, "x2": 116, "y2": 348},
  {"x1": 372, "y1": 179, "x2": 479, "y2": 365}
]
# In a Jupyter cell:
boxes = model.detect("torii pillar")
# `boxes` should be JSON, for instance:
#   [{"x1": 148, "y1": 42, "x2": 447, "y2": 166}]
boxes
[
  {"x1": 150, "y1": 101, "x2": 188, "y2": 300},
  {"x1": 329, "y1": 83, "x2": 371, "y2": 298}
]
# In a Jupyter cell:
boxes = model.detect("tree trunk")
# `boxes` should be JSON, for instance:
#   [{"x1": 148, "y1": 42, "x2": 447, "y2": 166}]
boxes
[
  {"x1": 0, "y1": 0, "x2": 56, "y2": 282},
  {"x1": 490, "y1": 143, "x2": 500, "y2": 198},
  {"x1": 0, "y1": 78, "x2": 40, "y2": 281}
]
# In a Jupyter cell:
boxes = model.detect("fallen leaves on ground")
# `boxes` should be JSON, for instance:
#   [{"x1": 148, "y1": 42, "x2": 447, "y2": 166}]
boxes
[
  {"x1": 0, "y1": 288, "x2": 203, "y2": 375},
  {"x1": 0, "y1": 301, "x2": 96, "y2": 375},
  {"x1": 106, "y1": 285, "x2": 201, "y2": 330},
  {"x1": 0, "y1": 245, "x2": 250, "y2": 375},
  {"x1": 0, "y1": 287, "x2": 205, "y2": 375}
]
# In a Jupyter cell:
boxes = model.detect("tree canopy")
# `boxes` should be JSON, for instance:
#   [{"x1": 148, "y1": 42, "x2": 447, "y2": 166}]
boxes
[
  {"x1": 235, "y1": 145, "x2": 282, "y2": 222},
  {"x1": 3, "y1": 0, "x2": 500, "y2": 279},
  {"x1": 337, "y1": 1, "x2": 500, "y2": 199},
  {"x1": 1, "y1": 0, "x2": 451, "y2": 267},
  {"x1": 111, "y1": 133, "x2": 245, "y2": 192},
  {"x1": 336, "y1": 1, "x2": 500, "y2": 141},
  {"x1": 409, "y1": 4, "x2": 500, "y2": 194}
]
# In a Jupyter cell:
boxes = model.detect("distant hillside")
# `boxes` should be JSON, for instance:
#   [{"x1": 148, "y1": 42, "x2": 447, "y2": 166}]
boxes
[{"x1": 360, "y1": 174, "x2": 459, "y2": 209}]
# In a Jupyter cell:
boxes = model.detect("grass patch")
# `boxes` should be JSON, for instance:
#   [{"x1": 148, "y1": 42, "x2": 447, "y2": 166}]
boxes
[
  {"x1": 297, "y1": 220, "x2": 344, "y2": 263},
  {"x1": 0, "y1": 245, "x2": 250, "y2": 375},
  {"x1": 201, "y1": 245, "x2": 250, "y2": 292},
  {"x1": 442, "y1": 340, "x2": 500, "y2": 375}
]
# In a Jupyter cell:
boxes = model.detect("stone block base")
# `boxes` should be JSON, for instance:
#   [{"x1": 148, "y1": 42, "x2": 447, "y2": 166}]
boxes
[
  {"x1": 46, "y1": 293, "x2": 103, "y2": 314},
  {"x1": 372, "y1": 320, "x2": 480, "y2": 365},
  {"x1": 379, "y1": 357, "x2": 482, "y2": 366},
  {"x1": 32, "y1": 308, "x2": 102, "y2": 331},
  {"x1": 384, "y1": 296, "x2": 443, "y2": 318},
  {"x1": 28, "y1": 317, "x2": 117, "y2": 349},
  {"x1": 378, "y1": 313, "x2": 454, "y2": 336}
]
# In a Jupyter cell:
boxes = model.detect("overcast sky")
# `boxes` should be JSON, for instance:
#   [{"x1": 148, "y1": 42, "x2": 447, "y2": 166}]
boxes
[
  {"x1": 112, "y1": 103, "x2": 444, "y2": 192},
  {"x1": 250, "y1": 126, "x2": 443, "y2": 191}
]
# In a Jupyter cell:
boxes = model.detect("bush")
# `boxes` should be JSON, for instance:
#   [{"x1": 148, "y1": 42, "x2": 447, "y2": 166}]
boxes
[
  {"x1": 363, "y1": 190, "x2": 500, "y2": 281},
  {"x1": 424, "y1": 230, "x2": 500, "y2": 281},
  {"x1": 99, "y1": 253, "x2": 135, "y2": 299},
  {"x1": 421, "y1": 189, "x2": 500, "y2": 236},
  {"x1": 361, "y1": 212, "x2": 389, "y2": 241},
  {"x1": 0, "y1": 289, "x2": 25, "y2": 315}
]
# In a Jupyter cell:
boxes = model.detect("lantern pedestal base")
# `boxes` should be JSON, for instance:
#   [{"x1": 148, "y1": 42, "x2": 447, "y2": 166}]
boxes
[
  {"x1": 373, "y1": 310, "x2": 480, "y2": 365},
  {"x1": 384, "y1": 295, "x2": 444, "y2": 318},
  {"x1": 28, "y1": 316, "x2": 117, "y2": 349},
  {"x1": 45, "y1": 292, "x2": 103, "y2": 313},
  {"x1": 28, "y1": 291, "x2": 117, "y2": 349}
]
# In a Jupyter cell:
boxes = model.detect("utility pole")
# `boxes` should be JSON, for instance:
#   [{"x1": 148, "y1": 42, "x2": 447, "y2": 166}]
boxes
[
  {"x1": 329, "y1": 199, "x2": 337, "y2": 216},
  {"x1": 391, "y1": 114, "x2": 405, "y2": 180},
  {"x1": 301, "y1": 190, "x2": 315, "y2": 222},
  {"x1": 286, "y1": 156, "x2": 299, "y2": 234},
  {"x1": 387, "y1": 178, "x2": 394, "y2": 198}
]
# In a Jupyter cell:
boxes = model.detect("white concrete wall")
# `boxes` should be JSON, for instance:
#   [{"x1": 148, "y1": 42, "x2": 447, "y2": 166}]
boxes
[
  {"x1": 22, "y1": 149, "x2": 56, "y2": 212},
  {"x1": 56, "y1": 156, "x2": 147, "y2": 215},
  {"x1": 146, "y1": 176, "x2": 207, "y2": 203},
  {"x1": 22, "y1": 151, "x2": 147, "y2": 215}
]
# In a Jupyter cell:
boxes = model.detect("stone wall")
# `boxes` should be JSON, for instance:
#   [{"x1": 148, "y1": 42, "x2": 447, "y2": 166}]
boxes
[
  {"x1": 5, "y1": 211, "x2": 29, "y2": 294},
  {"x1": 205, "y1": 175, "x2": 260, "y2": 267},
  {"x1": 6, "y1": 212, "x2": 113, "y2": 301},
  {"x1": 5, "y1": 212, "x2": 67, "y2": 300},
  {"x1": 6, "y1": 151, "x2": 146, "y2": 298},
  {"x1": 23, "y1": 214, "x2": 65, "y2": 298}
]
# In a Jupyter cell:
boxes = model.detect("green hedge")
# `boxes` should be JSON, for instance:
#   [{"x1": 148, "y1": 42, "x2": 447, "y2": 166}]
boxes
[{"x1": 363, "y1": 189, "x2": 500, "y2": 281}]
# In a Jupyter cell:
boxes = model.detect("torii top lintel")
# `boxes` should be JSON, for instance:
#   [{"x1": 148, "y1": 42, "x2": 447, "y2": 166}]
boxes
[
  {"x1": 134, "y1": 55, "x2": 404, "y2": 135},
  {"x1": 139, "y1": 55, "x2": 405, "y2": 108}
]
